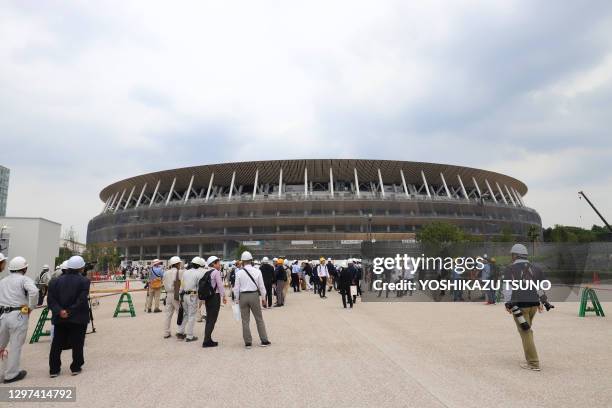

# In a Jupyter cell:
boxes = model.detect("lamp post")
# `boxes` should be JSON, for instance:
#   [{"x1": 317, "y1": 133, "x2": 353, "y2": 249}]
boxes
[
  {"x1": 367, "y1": 213, "x2": 373, "y2": 242},
  {"x1": 0, "y1": 225, "x2": 9, "y2": 252}
]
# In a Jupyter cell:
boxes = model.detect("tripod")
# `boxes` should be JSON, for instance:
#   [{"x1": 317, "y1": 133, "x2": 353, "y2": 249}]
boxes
[{"x1": 87, "y1": 297, "x2": 96, "y2": 334}]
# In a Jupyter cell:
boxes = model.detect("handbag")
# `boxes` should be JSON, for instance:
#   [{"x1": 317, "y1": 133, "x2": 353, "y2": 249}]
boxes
[
  {"x1": 150, "y1": 278, "x2": 162, "y2": 290},
  {"x1": 350, "y1": 285, "x2": 358, "y2": 296},
  {"x1": 232, "y1": 303, "x2": 241, "y2": 322}
]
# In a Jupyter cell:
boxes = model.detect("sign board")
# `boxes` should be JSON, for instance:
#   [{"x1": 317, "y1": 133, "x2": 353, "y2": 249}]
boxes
[
  {"x1": 341, "y1": 240, "x2": 362, "y2": 245},
  {"x1": 291, "y1": 240, "x2": 313, "y2": 245},
  {"x1": 242, "y1": 241, "x2": 261, "y2": 246}
]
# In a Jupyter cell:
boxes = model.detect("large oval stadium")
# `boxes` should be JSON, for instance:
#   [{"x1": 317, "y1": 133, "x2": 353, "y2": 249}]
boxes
[{"x1": 87, "y1": 159, "x2": 541, "y2": 260}]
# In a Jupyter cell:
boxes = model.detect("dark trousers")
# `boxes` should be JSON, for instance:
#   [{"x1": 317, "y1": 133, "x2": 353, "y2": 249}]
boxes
[
  {"x1": 341, "y1": 286, "x2": 353, "y2": 308},
  {"x1": 312, "y1": 277, "x2": 319, "y2": 294},
  {"x1": 291, "y1": 273, "x2": 300, "y2": 292},
  {"x1": 264, "y1": 283, "x2": 273, "y2": 307},
  {"x1": 319, "y1": 277, "x2": 327, "y2": 297},
  {"x1": 353, "y1": 279, "x2": 362, "y2": 302},
  {"x1": 204, "y1": 294, "x2": 221, "y2": 342},
  {"x1": 49, "y1": 323, "x2": 86, "y2": 374}
]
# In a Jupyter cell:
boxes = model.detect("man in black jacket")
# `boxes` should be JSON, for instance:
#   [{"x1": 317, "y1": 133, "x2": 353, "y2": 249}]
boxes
[
  {"x1": 260, "y1": 257, "x2": 275, "y2": 308},
  {"x1": 338, "y1": 261, "x2": 354, "y2": 308},
  {"x1": 274, "y1": 259, "x2": 287, "y2": 307},
  {"x1": 47, "y1": 256, "x2": 91, "y2": 377}
]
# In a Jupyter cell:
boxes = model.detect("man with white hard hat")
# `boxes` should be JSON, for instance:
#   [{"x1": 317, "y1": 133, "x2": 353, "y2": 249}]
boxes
[
  {"x1": 163, "y1": 256, "x2": 185, "y2": 339},
  {"x1": 502, "y1": 243, "x2": 554, "y2": 372},
  {"x1": 36, "y1": 264, "x2": 51, "y2": 306},
  {"x1": 179, "y1": 257, "x2": 207, "y2": 342},
  {"x1": 202, "y1": 255, "x2": 227, "y2": 347},
  {"x1": 233, "y1": 251, "x2": 271, "y2": 348},
  {"x1": 0, "y1": 255, "x2": 39, "y2": 383},
  {"x1": 47, "y1": 255, "x2": 91, "y2": 377}
]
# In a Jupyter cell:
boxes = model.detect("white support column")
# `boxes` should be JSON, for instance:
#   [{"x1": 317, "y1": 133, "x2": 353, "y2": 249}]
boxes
[
  {"x1": 124, "y1": 185, "x2": 136, "y2": 209},
  {"x1": 253, "y1": 169, "x2": 259, "y2": 200},
  {"x1": 495, "y1": 182, "x2": 508, "y2": 204},
  {"x1": 205, "y1": 173, "x2": 214, "y2": 202},
  {"x1": 108, "y1": 191, "x2": 119, "y2": 212},
  {"x1": 472, "y1": 177, "x2": 483, "y2": 198},
  {"x1": 278, "y1": 168, "x2": 283, "y2": 198},
  {"x1": 114, "y1": 189, "x2": 126, "y2": 214},
  {"x1": 149, "y1": 179, "x2": 161, "y2": 207},
  {"x1": 440, "y1": 173, "x2": 451, "y2": 198},
  {"x1": 377, "y1": 168, "x2": 385, "y2": 197},
  {"x1": 135, "y1": 183, "x2": 147, "y2": 208},
  {"x1": 329, "y1": 167, "x2": 334, "y2": 197},
  {"x1": 354, "y1": 168, "x2": 361, "y2": 197},
  {"x1": 400, "y1": 169, "x2": 409, "y2": 198},
  {"x1": 457, "y1": 175, "x2": 469, "y2": 201},
  {"x1": 101, "y1": 196, "x2": 112, "y2": 213},
  {"x1": 304, "y1": 167, "x2": 308, "y2": 196},
  {"x1": 184, "y1": 174, "x2": 194, "y2": 203},
  {"x1": 504, "y1": 184, "x2": 516, "y2": 206},
  {"x1": 484, "y1": 179, "x2": 497, "y2": 203},
  {"x1": 166, "y1": 177, "x2": 176, "y2": 205},
  {"x1": 512, "y1": 187, "x2": 525, "y2": 206},
  {"x1": 228, "y1": 171, "x2": 236, "y2": 201},
  {"x1": 421, "y1": 170, "x2": 431, "y2": 198}
]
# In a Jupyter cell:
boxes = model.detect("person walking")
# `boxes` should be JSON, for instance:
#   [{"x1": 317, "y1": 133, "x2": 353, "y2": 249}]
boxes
[
  {"x1": 146, "y1": 259, "x2": 164, "y2": 313},
  {"x1": 0, "y1": 255, "x2": 38, "y2": 383},
  {"x1": 179, "y1": 257, "x2": 207, "y2": 343},
  {"x1": 290, "y1": 261, "x2": 301, "y2": 292},
  {"x1": 326, "y1": 258, "x2": 337, "y2": 292},
  {"x1": 338, "y1": 261, "x2": 354, "y2": 309},
  {"x1": 36, "y1": 265, "x2": 51, "y2": 306},
  {"x1": 315, "y1": 257, "x2": 329, "y2": 299},
  {"x1": 274, "y1": 258, "x2": 286, "y2": 307},
  {"x1": 233, "y1": 251, "x2": 271, "y2": 348},
  {"x1": 47, "y1": 256, "x2": 91, "y2": 377},
  {"x1": 503, "y1": 244, "x2": 553, "y2": 372},
  {"x1": 202, "y1": 256, "x2": 227, "y2": 347},
  {"x1": 163, "y1": 256, "x2": 185, "y2": 339},
  {"x1": 260, "y1": 257, "x2": 275, "y2": 308}
]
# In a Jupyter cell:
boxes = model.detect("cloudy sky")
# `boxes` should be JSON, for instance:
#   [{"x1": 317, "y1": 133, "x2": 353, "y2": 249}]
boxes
[{"x1": 1, "y1": 1, "x2": 611, "y2": 240}]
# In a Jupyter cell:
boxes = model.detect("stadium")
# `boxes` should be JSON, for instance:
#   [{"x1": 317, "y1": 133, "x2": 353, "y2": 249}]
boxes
[{"x1": 86, "y1": 159, "x2": 541, "y2": 260}]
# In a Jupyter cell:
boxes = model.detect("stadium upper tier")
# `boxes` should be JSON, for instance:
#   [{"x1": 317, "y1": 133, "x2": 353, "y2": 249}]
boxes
[{"x1": 97, "y1": 159, "x2": 529, "y2": 212}]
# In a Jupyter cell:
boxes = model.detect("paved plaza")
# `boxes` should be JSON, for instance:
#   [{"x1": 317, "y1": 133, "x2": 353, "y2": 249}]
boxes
[{"x1": 5, "y1": 284, "x2": 612, "y2": 408}]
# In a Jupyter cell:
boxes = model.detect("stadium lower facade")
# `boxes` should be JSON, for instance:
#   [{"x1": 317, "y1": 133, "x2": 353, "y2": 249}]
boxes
[{"x1": 86, "y1": 159, "x2": 541, "y2": 260}]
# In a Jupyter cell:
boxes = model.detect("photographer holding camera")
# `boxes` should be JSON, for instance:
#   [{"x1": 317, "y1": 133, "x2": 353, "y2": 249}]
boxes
[{"x1": 502, "y1": 244, "x2": 554, "y2": 372}]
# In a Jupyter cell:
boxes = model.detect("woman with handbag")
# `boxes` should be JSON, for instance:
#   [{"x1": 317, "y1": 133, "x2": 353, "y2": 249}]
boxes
[{"x1": 146, "y1": 259, "x2": 164, "y2": 313}]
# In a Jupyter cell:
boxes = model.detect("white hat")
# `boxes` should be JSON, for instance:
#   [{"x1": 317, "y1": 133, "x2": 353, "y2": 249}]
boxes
[
  {"x1": 510, "y1": 244, "x2": 528, "y2": 256},
  {"x1": 241, "y1": 251, "x2": 253, "y2": 261},
  {"x1": 60, "y1": 261, "x2": 68, "y2": 270},
  {"x1": 0, "y1": 253, "x2": 6, "y2": 262},
  {"x1": 348, "y1": 258, "x2": 354, "y2": 264},
  {"x1": 206, "y1": 256, "x2": 220, "y2": 266},
  {"x1": 327, "y1": 257, "x2": 332, "y2": 261},
  {"x1": 67, "y1": 255, "x2": 86, "y2": 270},
  {"x1": 43, "y1": 264, "x2": 49, "y2": 269},
  {"x1": 169, "y1": 256, "x2": 182, "y2": 266},
  {"x1": 191, "y1": 256, "x2": 206, "y2": 267},
  {"x1": 9, "y1": 256, "x2": 28, "y2": 271},
  {"x1": 262, "y1": 257, "x2": 270, "y2": 263},
  {"x1": 151, "y1": 259, "x2": 162, "y2": 266}
]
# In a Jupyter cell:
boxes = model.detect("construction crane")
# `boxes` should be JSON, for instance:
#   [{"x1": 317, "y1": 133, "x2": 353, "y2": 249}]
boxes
[{"x1": 578, "y1": 191, "x2": 612, "y2": 233}]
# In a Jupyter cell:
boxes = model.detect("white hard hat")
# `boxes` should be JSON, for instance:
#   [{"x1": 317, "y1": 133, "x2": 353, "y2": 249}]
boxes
[
  {"x1": 191, "y1": 256, "x2": 206, "y2": 267},
  {"x1": 0, "y1": 253, "x2": 6, "y2": 262},
  {"x1": 327, "y1": 257, "x2": 332, "y2": 261},
  {"x1": 483, "y1": 254, "x2": 488, "y2": 259},
  {"x1": 43, "y1": 264, "x2": 49, "y2": 269},
  {"x1": 272, "y1": 257, "x2": 278, "y2": 262},
  {"x1": 67, "y1": 255, "x2": 86, "y2": 270},
  {"x1": 169, "y1": 256, "x2": 182, "y2": 266},
  {"x1": 510, "y1": 244, "x2": 528, "y2": 256},
  {"x1": 341, "y1": 260, "x2": 348, "y2": 268},
  {"x1": 348, "y1": 258, "x2": 354, "y2": 264},
  {"x1": 207, "y1": 256, "x2": 220, "y2": 266},
  {"x1": 60, "y1": 261, "x2": 68, "y2": 270},
  {"x1": 262, "y1": 257, "x2": 270, "y2": 263},
  {"x1": 241, "y1": 251, "x2": 253, "y2": 261},
  {"x1": 9, "y1": 256, "x2": 29, "y2": 271}
]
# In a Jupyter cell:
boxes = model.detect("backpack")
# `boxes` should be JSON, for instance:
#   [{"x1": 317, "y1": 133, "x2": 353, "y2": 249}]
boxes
[{"x1": 198, "y1": 270, "x2": 215, "y2": 301}]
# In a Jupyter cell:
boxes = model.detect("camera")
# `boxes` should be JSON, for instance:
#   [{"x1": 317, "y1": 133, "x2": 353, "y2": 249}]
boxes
[{"x1": 506, "y1": 302, "x2": 530, "y2": 331}]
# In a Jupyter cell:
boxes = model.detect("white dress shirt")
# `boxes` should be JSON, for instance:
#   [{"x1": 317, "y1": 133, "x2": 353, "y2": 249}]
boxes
[
  {"x1": 233, "y1": 264, "x2": 266, "y2": 300},
  {"x1": 316, "y1": 264, "x2": 329, "y2": 278},
  {"x1": 0, "y1": 273, "x2": 39, "y2": 309}
]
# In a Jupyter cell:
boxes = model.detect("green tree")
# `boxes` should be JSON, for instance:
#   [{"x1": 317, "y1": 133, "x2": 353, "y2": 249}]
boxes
[{"x1": 417, "y1": 222, "x2": 465, "y2": 245}]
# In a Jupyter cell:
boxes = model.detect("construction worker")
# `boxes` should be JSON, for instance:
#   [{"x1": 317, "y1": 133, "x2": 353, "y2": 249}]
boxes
[
  {"x1": 0, "y1": 256, "x2": 39, "y2": 383},
  {"x1": 203, "y1": 256, "x2": 226, "y2": 347},
  {"x1": 180, "y1": 257, "x2": 206, "y2": 342},
  {"x1": 503, "y1": 244, "x2": 554, "y2": 371},
  {"x1": 290, "y1": 260, "x2": 301, "y2": 292},
  {"x1": 326, "y1": 258, "x2": 337, "y2": 292},
  {"x1": 338, "y1": 260, "x2": 354, "y2": 309},
  {"x1": 163, "y1": 256, "x2": 185, "y2": 339},
  {"x1": 47, "y1": 256, "x2": 91, "y2": 377},
  {"x1": 274, "y1": 258, "x2": 286, "y2": 307},
  {"x1": 315, "y1": 257, "x2": 329, "y2": 298},
  {"x1": 146, "y1": 259, "x2": 164, "y2": 313},
  {"x1": 260, "y1": 257, "x2": 275, "y2": 308},
  {"x1": 36, "y1": 265, "x2": 51, "y2": 306},
  {"x1": 233, "y1": 251, "x2": 271, "y2": 348}
]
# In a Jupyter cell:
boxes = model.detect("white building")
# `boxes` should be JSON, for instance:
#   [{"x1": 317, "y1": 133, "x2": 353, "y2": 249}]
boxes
[{"x1": 0, "y1": 217, "x2": 61, "y2": 280}]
